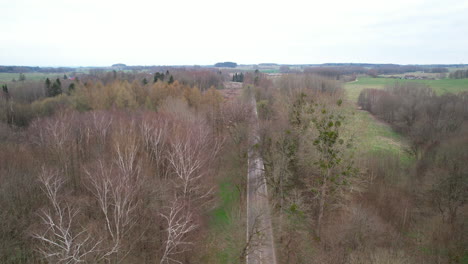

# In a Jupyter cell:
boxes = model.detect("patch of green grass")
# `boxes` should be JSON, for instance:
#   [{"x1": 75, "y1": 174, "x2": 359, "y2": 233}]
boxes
[
  {"x1": 203, "y1": 148, "x2": 246, "y2": 264},
  {"x1": 343, "y1": 76, "x2": 468, "y2": 163},
  {"x1": 210, "y1": 180, "x2": 239, "y2": 228},
  {"x1": 345, "y1": 107, "x2": 413, "y2": 164},
  {"x1": 344, "y1": 77, "x2": 468, "y2": 103},
  {"x1": 206, "y1": 178, "x2": 242, "y2": 264},
  {"x1": 343, "y1": 77, "x2": 418, "y2": 164},
  {"x1": 259, "y1": 69, "x2": 279, "y2": 73},
  {"x1": 0, "y1": 72, "x2": 73, "y2": 83}
]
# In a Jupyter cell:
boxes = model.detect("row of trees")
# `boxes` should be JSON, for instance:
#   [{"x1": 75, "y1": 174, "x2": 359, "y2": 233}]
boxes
[
  {"x1": 250, "y1": 73, "x2": 362, "y2": 262},
  {"x1": 449, "y1": 69, "x2": 468, "y2": 79},
  {"x1": 358, "y1": 83, "x2": 467, "y2": 158},
  {"x1": 304, "y1": 66, "x2": 367, "y2": 79},
  {"x1": 232, "y1": 72, "x2": 244, "y2": 82},
  {"x1": 214, "y1": 62, "x2": 237, "y2": 68},
  {"x1": 0, "y1": 78, "x2": 225, "y2": 128}
]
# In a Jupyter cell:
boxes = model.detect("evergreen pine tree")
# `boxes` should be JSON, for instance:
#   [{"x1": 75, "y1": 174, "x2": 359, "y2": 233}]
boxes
[
  {"x1": 2, "y1": 84, "x2": 9, "y2": 101},
  {"x1": 153, "y1": 72, "x2": 165, "y2": 82},
  {"x1": 49, "y1": 78, "x2": 62, "y2": 97},
  {"x1": 2, "y1": 84, "x2": 8, "y2": 95},
  {"x1": 68, "y1": 83, "x2": 75, "y2": 93},
  {"x1": 45, "y1": 78, "x2": 52, "y2": 97},
  {"x1": 168, "y1": 75, "x2": 174, "y2": 84}
]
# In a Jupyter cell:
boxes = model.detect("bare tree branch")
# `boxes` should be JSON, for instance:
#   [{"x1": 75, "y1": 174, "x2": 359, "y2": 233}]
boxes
[
  {"x1": 33, "y1": 168, "x2": 100, "y2": 264},
  {"x1": 160, "y1": 199, "x2": 197, "y2": 264}
]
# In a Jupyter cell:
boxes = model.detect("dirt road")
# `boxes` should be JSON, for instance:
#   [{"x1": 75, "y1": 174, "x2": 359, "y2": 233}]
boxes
[{"x1": 246, "y1": 97, "x2": 277, "y2": 264}]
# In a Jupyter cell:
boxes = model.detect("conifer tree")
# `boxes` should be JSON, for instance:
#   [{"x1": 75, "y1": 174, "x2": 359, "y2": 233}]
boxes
[
  {"x1": 68, "y1": 83, "x2": 75, "y2": 93},
  {"x1": 48, "y1": 78, "x2": 62, "y2": 97},
  {"x1": 45, "y1": 78, "x2": 51, "y2": 89},
  {"x1": 1, "y1": 84, "x2": 9, "y2": 101}
]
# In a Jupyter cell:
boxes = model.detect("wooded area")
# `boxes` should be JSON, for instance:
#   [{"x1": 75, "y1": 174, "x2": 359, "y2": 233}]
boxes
[{"x1": 0, "y1": 67, "x2": 467, "y2": 263}]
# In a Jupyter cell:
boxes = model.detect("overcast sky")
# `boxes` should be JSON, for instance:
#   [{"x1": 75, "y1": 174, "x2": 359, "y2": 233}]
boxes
[{"x1": 1, "y1": 0, "x2": 468, "y2": 66}]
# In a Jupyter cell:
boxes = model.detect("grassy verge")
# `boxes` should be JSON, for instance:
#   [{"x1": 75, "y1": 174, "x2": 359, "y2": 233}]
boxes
[
  {"x1": 344, "y1": 80, "x2": 413, "y2": 164},
  {"x1": 201, "y1": 137, "x2": 248, "y2": 263},
  {"x1": 207, "y1": 177, "x2": 243, "y2": 264}
]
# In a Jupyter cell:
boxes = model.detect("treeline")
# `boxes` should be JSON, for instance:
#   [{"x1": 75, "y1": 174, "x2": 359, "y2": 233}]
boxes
[
  {"x1": 304, "y1": 66, "x2": 367, "y2": 79},
  {"x1": 0, "y1": 78, "x2": 224, "y2": 127},
  {"x1": 232, "y1": 72, "x2": 244, "y2": 82},
  {"x1": 427, "y1": 67, "x2": 448, "y2": 73},
  {"x1": 253, "y1": 74, "x2": 357, "y2": 263},
  {"x1": 322, "y1": 62, "x2": 462, "y2": 71},
  {"x1": 301, "y1": 65, "x2": 448, "y2": 79},
  {"x1": 449, "y1": 69, "x2": 468, "y2": 79},
  {"x1": 0, "y1": 66, "x2": 77, "y2": 73},
  {"x1": 214, "y1": 62, "x2": 237, "y2": 68},
  {"x1": 358, "y1": 84, "x2": 467, "y2": 157},
  {"x1": 80, "y1": 69, "x2": 225, "y2": 90}
]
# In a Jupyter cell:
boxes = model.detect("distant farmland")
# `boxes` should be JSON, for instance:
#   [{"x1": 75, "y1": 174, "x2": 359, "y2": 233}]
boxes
[{"x1": 345, "y1": 77, "x2": 468, "y2": 102}]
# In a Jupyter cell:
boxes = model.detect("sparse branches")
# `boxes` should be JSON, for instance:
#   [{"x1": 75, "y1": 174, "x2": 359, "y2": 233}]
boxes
[
  {"x1": 84, "y1": 126, "x2": 142, "y2": 261},
  {"x1": 167, "y1": 119, "x2": 221, "y2": 202},
  {"x1": 428, "y1": 138, "x2": 468, "y2": 224},
  {"x1": 33, "y1": 168, "x2": 100, "y2": 263},
  {"x1": 31, "y1": 114, "x2": 72, "y2": 155},
  {"x1": 160, "y1": 199, "x2": 197, "y2": 264},
  {"x1": 241, "y1": 214, "x2": 270, "y2": 263},
  {"x1": 139, "y1": 115, "x2": 169, "y2": 179},
  {"x1": 91, "y1": 111, "x2": 113, "y2": 146}
]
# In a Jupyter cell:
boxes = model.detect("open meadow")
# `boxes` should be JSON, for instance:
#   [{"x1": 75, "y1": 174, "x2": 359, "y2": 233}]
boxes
[{"x1": 345, "y1": 77, "x2": 468, "y2": 102}]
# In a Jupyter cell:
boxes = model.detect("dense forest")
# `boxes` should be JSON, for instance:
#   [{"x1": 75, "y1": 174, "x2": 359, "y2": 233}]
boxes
[{"x1": 0, "y1": 68, "x2": 467, "y2": 263}]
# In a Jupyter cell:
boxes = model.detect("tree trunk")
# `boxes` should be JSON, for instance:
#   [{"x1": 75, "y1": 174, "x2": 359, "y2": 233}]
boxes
[{"x1": 315, "y1": 170, "x2": 329, "y2": 239}]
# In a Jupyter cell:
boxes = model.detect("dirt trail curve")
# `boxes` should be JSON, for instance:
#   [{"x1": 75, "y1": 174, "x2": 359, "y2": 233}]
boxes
[{"x1": 246, "y1": 97, "x2": 277, "y2": 264}]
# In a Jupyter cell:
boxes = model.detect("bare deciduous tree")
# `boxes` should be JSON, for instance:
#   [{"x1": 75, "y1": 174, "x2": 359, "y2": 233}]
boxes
[
  {"x1": 30, "y1": 113, "x2": 73, "y2": 158},
  {"x1": 85, "y1": 129, "x2": 142, "y2": 261},
  {"x1": 160, "y1": 199, "x2": 197, "y2": 264},
  {"x1": 167, "y1": 119, "x2": 221, "y2": 203},
  {"x1": 90, "y1": 111, "x2": 113, "y2": 146},
  {"x1": 33, "y1": 168, "x2": 100, "y2": 264},
  {"x1": 140, "y1": 114, "x2": 170, "y2": 179}
]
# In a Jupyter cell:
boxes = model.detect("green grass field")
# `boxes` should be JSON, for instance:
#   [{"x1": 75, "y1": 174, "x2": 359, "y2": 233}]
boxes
[
  {"x1": 344, "y1": 76, "x2": 468, "y2": 162},
  {"x1": 343, "y1": 77, "x2": 432, "y2": 163},
  {"x1": 344, "y1": 107, "x2": 413, "y2": 164},
  {"x1": 0, "y1": 72, "x2": 73, "y2": 83},
  {"x1": 345, "y1": 77, "x2": 468, "y2": 103}
]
